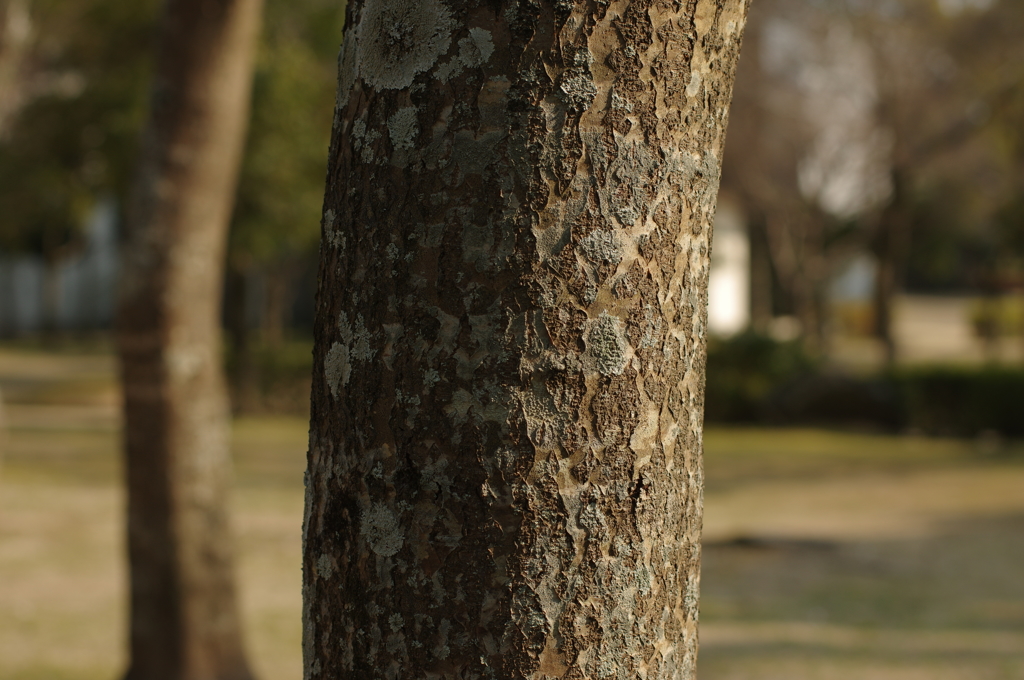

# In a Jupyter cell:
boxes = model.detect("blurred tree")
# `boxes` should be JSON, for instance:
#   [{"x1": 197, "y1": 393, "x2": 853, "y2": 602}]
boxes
[
  {"x1": 848, "y1": 0, "x2": 1010, "y2": 364},
  {"x1": 970, "y1": 0, "x2": 1024, "y2": 353},
  {"x1": 0, "y1": 0, "x2": 33, "y2": 137},
  {"x1": 224, "y1": 0, "x2": 342, "y2": 408},
  {"x1": 723, "y1": 0, "x2": 1024, "y2": 363},
  {"x1": 0, "y1": 0, "x2": 157, "y2": 330},
  {"x1": 722, "y1": 0, "x2": 870, "y2": 352},
  {"x1": 116, "y1": 0, "x2": 263, "y2": 678},
  {"x1": 227, "y1": 0, "x2": 343, "y2": 347}
]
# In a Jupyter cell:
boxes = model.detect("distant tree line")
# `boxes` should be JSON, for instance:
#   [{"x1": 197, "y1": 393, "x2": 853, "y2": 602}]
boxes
[
  {"x1": 721, "y1": 0, "x2": 1024, "y2": 362},
  {"x1": 0, "y1": 0, "x2": 342, "y2": 360}
]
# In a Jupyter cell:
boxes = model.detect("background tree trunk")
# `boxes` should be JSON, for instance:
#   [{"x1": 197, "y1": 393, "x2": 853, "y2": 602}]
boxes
[
  {"x1": 747, "y1": 212, "x2": 774, "y2": 334},
  {"x1": 303, "y1": 1, "x2": 747, "y2": 678},
  {"x1": 259, "y1": 260, "x2": 298, "y2": 347},
  {"x1": 116, "y1": 0, "x2": 263, "y2": 678},
  {"x1": 224, "y1": 261, "x2": 258, "y2": 413},
  {"x1": 871, "y1": 168, "x2": 911, "y2": 366},
  {"x1": 0, "y1": 0, "x2": 33, "y2": 139}
]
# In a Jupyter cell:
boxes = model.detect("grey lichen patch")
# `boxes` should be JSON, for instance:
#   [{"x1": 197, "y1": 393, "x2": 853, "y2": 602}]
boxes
[
  {"x1": 324, "y1": 209, "x2": 346, "y2": 250},
  {"x1": 324, "y1": 342, "x2": 350, "y2": 398},
  {"x1": 422, "y1": 368, "x2": 440, "y2": 390},
  {"x1": 361, "y1": 503, "x2": 404, "y2": 557},
  {"x1": 459, "y1": 28, "x2": 494, "y2": 68},
  {"x1": 420, "y1": 457, "x2": 452, "y2": 497},
  {"x1": 351, "y1": 118, "x2": 383, "y2": 164},
  {"x1": 316, "y1": 553, "x2": 335, "y2": 580},
  {"x1": 434, "y1": 59, "x2": 463, "y2": 83},
  {"x1": 388, "y1": 107, "x2": 419, "y2": 151},
  {"x1": 558, "y1": 49, "x2": 597, "y2": 111},
  {"x1": 559, "y1": 69, "x2": 598, "y2": 110},
  {"x1": 324, "y1": 314, "x2": 377, "y2": 398},
  {"x1": 435, "y1": 27, "x2": 494, "y2": 82},
  {"x1": 588, "y1": 313, "x2": 629, "y2": 376},
  {"x1": 580, "y1": 229, "x2": 623, "y2": 265},
  {"x1": 518, "y1": 387, "x2": 565, "y2": 449},
  {"x1": 339, "y1": 311, "x2": 377, "y2": 363},
  {"x1": 605, "y1": 139, "x2": 660, "y2": 228},
  {"x1": 355, "y1": 0, "x2": 455, "y2": 91}
]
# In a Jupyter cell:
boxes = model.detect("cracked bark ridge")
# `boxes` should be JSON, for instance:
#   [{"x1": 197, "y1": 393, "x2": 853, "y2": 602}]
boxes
[
  {"x1": 117, "y1": 0, "x2": 263, "y2": 678},
  {"x1": 305, "y1": 0, "x2": 748, "y2": 678}
]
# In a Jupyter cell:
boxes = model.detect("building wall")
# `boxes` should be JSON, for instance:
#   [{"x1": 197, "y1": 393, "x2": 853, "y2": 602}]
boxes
[{"x1": 0, "y1": 198, "x2": 118, "y2": 336}]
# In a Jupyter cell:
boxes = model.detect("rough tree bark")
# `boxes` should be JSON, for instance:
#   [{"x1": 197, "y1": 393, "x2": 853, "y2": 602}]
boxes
[
  {"x1": 304, "y1": 1, "x2": 748, "y2": 678},
  {"x1": 116, "y1": 0, "x2": 263, "y2": 678}
]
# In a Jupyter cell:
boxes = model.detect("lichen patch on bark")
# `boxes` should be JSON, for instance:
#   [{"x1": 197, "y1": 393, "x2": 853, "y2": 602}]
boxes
[
  {"x1": 587, "y1": 312, "x2": 629, "y2": 376},
  {"x1": 354, "y1": 0, "x2": 455, "y2": 91},
  {"x1": 324, "y1": 341, "x2": 350, "y2": 397},
  {"x1": 361, "y1": 502, "x2": 404, "y2": 557}
]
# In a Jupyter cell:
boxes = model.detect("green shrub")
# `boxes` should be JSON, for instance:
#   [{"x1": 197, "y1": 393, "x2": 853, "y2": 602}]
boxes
[
  {"x1": 704, "y1": 332, "x2": 817, "y2": 422},
  {"x1": 705, "y1": 334, "x2": 1024, "y2": 437},
  {"x1": 225, "y1": 338, "x2": 313, "y2": 414},
  {"x1": 894, "y1": 366, "x2": 1024, "y2": 437}
]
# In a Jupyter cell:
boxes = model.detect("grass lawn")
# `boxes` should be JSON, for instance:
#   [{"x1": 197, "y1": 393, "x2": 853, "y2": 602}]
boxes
[{"x1": 0, "y1": 346, "x2": 1022, "y2": 679}]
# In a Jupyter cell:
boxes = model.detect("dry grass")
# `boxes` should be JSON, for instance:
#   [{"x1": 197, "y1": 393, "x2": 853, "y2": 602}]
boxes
[
  {"x1": 700, "y1": 428, "x2": 1024, "y2": 679},
  {"x1": 0, "y1": 415, "x2": 308, "y2": 680},
  {"x1": 0, "y1": 345, "x2": 1022, "y2": 679}
]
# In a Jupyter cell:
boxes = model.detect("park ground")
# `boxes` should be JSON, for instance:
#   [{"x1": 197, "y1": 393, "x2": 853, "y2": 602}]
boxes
[{"x1": 0, "y1": 345, "x2": 1022, "y2": 679}]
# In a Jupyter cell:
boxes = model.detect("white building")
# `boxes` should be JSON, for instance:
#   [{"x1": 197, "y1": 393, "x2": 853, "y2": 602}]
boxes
[
  {"x1": 0, "y1": 198, "x2": 118, "y2": 335},
  {"x1": 708, "y1": 197, "x2": 750, "y2": 337}
]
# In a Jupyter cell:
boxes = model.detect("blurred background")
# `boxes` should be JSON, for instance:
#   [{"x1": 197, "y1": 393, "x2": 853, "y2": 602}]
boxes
[{"x1": 0, "y1": 0, "x2": 1022, "y2": 678}]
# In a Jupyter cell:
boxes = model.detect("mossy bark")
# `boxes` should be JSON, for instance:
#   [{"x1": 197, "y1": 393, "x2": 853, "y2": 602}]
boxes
[
  {"x1": 116, "y1": 0, "x2": 263, "y2": 678},
  {"x1": 304, "y1": 1, "x2": 748, "y2": 678}
]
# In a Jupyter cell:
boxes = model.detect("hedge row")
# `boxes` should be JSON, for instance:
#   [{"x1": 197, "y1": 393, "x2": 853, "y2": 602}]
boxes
[{"x1": 704, "y1": 333, "x2": 1024, "y2": 436}]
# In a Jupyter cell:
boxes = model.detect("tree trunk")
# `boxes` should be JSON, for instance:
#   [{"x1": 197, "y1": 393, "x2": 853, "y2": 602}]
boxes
[
  {"x1": 303, "y1": 1, "x2": 748, "y2": 678},
  {"x1": 225, "y1": 261, "x2": 258, "y2": 413},
  {"x1": 40, "y1": 255, "x2": 62, "y2": 337},
  {"x1": 747, "y1": 212, "x2": 774, "y2": 334},
  {"x1": 871, "y1": 168, "x2": 911, "y2": 367},
  {"x1": 116, "y1": 0, "x2": 263, "y2": 678},
  {"x1": 259, "y1": 260, "x2": 297, "y2": 347},
  {"x1": 0, "y1": 0, "x2": 33, "y2": 140}
]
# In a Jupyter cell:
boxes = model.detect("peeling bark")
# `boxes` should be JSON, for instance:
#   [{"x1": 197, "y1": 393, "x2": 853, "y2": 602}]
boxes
[
  {"x1": 305, "y1": 1, "x2": 748, "y2": 678},
  {"x1": 117, "y1": 0, "x2": 263, "y2": 678}
]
